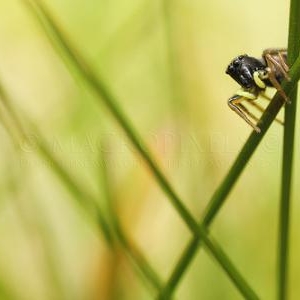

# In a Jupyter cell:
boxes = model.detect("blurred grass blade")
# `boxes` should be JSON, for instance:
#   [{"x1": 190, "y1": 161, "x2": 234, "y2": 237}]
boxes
[
  {"x1": 162, "y1": 0, "x2": 184, "y2": 120},
  {"x1": 158, "y1": 54, "x2": 300, "y2": 298},
  {"x1": 98, "y1": 146, "x2": 162, "y2": 291},
  {"x1": 0, "y1": 280, "x2": 14, "y2": 300},
  {"x1": 35, "y1": 131, "x2": 113, "y2": 242},
  {"x1": 278, "y1": 0, "x2": 300, "y2": 299},
  {"x1": 0, "y1": 81, "x2": 113, "y2": 244},
  {"x1": 21, "y1": 0, "x2": 200, "y2": 234},
  {"x1": 23, "y1": 134, "x2": 164, "y2": 292},
  {"x1": 97, "y1": 144, "x2": 163, "y2": 291},
  {"x1": 19, "y1": 2, "x2": 264, "y2": 298},
  {"x1": 0, "y1": 79, "x2": 163, "y2": 292}
]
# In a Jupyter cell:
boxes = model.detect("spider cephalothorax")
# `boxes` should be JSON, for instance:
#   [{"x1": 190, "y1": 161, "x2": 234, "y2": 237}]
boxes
[
  {"x1": 226, "y1": 55, "x2": 266, "y2": 89},
  {"x1": 226, "y1": 48, "x2": 289, "y2": 133}
]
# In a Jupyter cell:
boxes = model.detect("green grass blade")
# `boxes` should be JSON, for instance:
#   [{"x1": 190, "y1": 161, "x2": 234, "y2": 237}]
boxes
[
  {"x1": 113, "y1": 219, "x2": 164, "y2": 291},
  {"x1": 0, "y1": 79, "x2": 163, "y2": 292},
  {"x1": 158, "y1": 55, "x2": 300, "y2": 298},
  {"x1": 22, "y1": 0, "x2": 197, "y2": 232},
  {"x1": 36, "y1": 134, "x2": 113, "y2": 241},
  {"x1": 278, "y1": 0, "x2": 300, "y2": 299},
  {"x1": 0, "y1": 82, "x2": 113, "y2": 244},
  {"x1": 35, "y1": 134, "x2": 165, "y2": 292},
  {"x1": 19, "y1": 2, "x2": 264, "y2": 298},
  {"x1": 162, "y1": 0, "x2": 184, "y2": 118},
  {"x1": 97, "y1": 146, "x2": 164, "y2": 291},
  {"x1": 0, "y1": 279, "x2": 14, "y2": 300}
]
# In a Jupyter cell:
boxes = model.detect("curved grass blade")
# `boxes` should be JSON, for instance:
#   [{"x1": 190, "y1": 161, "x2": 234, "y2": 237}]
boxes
[
  {"x1": 157, "y1": 54, "x2": 300, "y2": 299},
  {"x1": 0, "y1": 79, "x2": 163, "y2": 292},
  {"x1": 97, "y1": 145, "x2": 163, "y2": 292},
  {"x1": 20, "y1": 1, "x2": 260, "y2": 298},
  {"x1": 21, "y1": 0, "x2": 198, "y2": 234}
]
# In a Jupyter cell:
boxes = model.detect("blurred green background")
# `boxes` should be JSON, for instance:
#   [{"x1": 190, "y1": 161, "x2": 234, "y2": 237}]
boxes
[{"x1": 0, "y1": 0, "x2": 299, "y2": 299}]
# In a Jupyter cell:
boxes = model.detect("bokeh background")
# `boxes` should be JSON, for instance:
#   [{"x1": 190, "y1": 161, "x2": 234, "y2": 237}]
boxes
[{"x1": 0, "y1": 0, "x2": 299, "y2": 299}]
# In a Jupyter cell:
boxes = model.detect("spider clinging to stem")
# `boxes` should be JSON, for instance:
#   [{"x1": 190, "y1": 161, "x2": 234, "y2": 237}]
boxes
[{"x1": 226, "y1": 48, "x2": 290, "y2": 133}]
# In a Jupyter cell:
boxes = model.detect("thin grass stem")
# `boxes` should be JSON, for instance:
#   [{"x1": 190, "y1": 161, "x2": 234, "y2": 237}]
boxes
[
  {"x1": 22, "y1": 0, "x2": 197, "y2": 234},
  {"x1": 0, "y1": 79, "x2": 163, "y2": 292},
  {"x1": 98, "y1": 145, "x2": 164, "y2": 291},
  {"x1": 278, "y1": 0, "x2": 300, "y2": 299},
  {"x1": 157, "y1": 54, "x2": 300, "y2": 298},
  {"x1": 19, "y1": 1, "x2": 263, "y2": 298}
]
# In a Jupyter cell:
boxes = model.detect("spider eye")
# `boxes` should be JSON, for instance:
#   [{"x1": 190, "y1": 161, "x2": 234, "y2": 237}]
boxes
[
  {"x1": 226, "y1": 64, "x2": 235, "y2": 74},
  {"x1": 233, "y1": 59, "x2": 239, "y2": 66}
]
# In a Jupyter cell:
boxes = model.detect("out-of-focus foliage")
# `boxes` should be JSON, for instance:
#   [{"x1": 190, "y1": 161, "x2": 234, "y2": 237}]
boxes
[{"x1": 0, "y1": 0, "x2": 299, "y2": 299}]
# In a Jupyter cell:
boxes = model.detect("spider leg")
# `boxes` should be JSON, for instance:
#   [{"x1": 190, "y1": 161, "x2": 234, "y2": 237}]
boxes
[
  {"x1": 248, "y1": 97, "x2": 284, "y2": 125},
  {"x1": 263, "y1": 50, "x2": 290, "y2": 103},
  {"x1": 263, "y1": 48, "x2": 287, "y2": 54},
  {"x1": 265, "y1": 64, "x2": 290, "y2": 103},
  {"x1": 238, "y1": 102, "x2": 260, "y2": 122},
  {"x1": 228, "y1": 94, "x2": 261, "y2": 133},
  {"x1": 278, "y1": 51, "x2": 289, "y2": 73},
  {"x1": 265, "y1": 53, "x2": 290, "y2": 80},
  {"x1": 263, "y1": 48, "x2": 289, "y2": 73}
]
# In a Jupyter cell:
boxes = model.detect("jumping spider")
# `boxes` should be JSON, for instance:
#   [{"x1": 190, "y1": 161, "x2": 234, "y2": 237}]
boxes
[{"x1": 226, "y1": 48, "x2": 290, "y2": 133}]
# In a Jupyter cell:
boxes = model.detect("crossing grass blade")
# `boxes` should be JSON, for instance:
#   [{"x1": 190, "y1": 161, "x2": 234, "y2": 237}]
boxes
[
  {"x1": 157, "y1": 53, "x2": 300, "y2": 298},
  {"x1": 97, "y1": 144, "x2": 164, "y2": 292},
  {"x1": 19, "y1": 1, "x2": 261, "y2": 298},
  {"x1": 0, "y1": 78, "x2": 163, "y2": 292}
]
